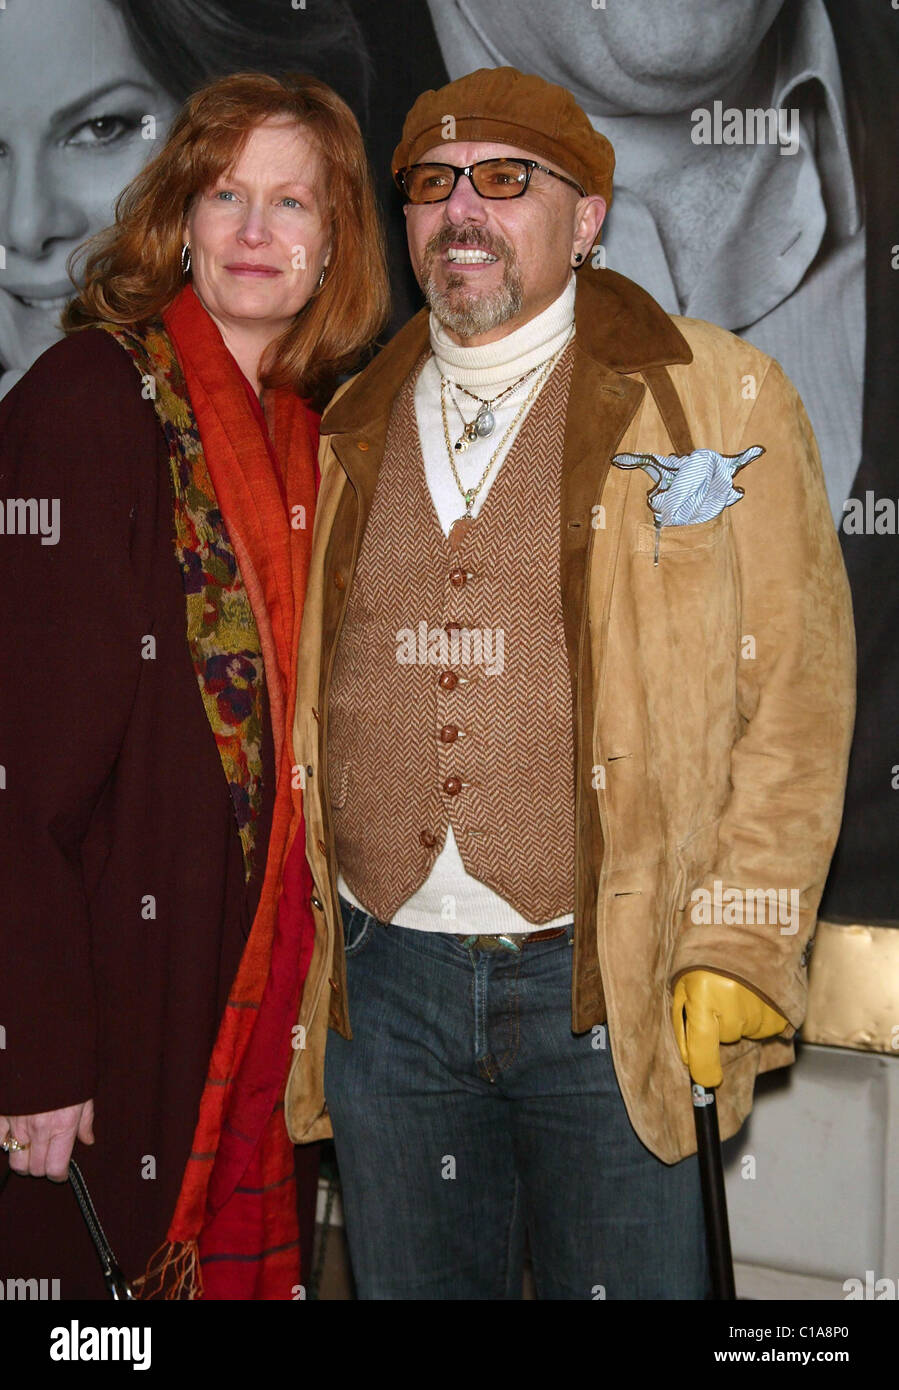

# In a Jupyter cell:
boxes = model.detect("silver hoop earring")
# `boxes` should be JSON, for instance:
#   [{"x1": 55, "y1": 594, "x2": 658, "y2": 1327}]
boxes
[{"x1": 181, "y1": 243, "x2": 191, "y2": 275}]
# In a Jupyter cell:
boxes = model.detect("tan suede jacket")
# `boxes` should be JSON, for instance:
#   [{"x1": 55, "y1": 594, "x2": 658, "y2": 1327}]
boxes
[{"x1": 285, "y1": 268, "x2": 855, "y2": 1163}]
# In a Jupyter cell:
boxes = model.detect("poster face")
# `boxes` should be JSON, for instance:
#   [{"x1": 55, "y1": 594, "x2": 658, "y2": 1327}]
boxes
[{"x1": 0, "y1": 0, "x2": 897, "y2": 1320}]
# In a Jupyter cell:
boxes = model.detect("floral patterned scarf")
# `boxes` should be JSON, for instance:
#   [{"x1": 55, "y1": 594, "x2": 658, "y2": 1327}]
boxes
[{"x1": 97, "y1": 284, "x2": 318, "y2": 1298}]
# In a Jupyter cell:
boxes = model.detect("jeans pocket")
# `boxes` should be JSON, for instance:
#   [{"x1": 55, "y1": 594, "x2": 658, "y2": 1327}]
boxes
[{"x1": 339, "y1": 895, "x2": 377, "y2": 958}]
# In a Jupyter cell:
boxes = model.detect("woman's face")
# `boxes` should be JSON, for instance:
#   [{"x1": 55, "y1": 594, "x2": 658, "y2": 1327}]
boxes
[
  {"x1": 184, "y1": 118, "x2": 332, "y2": 346},
  {"x1": 0, "y1": 0, "x2": 178, "y2": 371}
]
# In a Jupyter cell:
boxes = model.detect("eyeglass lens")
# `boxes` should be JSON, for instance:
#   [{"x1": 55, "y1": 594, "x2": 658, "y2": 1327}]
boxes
[{"x1": 404, "y1": 159, "x2": 529, "y2": 202}]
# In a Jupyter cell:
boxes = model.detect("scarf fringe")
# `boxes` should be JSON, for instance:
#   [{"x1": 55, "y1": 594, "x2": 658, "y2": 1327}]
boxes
[{"x1": 132, "y1": 1238, "x2": 204, "y2": 1301}]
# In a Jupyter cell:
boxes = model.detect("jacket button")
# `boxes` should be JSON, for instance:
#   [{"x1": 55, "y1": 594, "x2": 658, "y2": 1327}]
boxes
[
  {"x1": 333, "y1": 570, "x2": 345, "y2": 589},
  {"x1": 439, "y1": 724, "x2": 459, "y2": 743},
  {"x1": 443, "y1": 775, "x2": 462, "y2": 796},
  {"x1": 438, "y1": 670, "x2": 458, "y2": 691},
  {"x1": 311, "y1": 894, "x2": 324, "y2": 910},
  {"x1": 419, "y1": 829, "x2": 437, "y2": 848},
  {"x1": 449, "y1": 567, "x2": 467, "y2": 588},
  {"x1": 356, "y1": 441, "x2": 370, "y2": 451},
  {"x1": 329, "y1": 976, "x2": 340, "y2": 992}
]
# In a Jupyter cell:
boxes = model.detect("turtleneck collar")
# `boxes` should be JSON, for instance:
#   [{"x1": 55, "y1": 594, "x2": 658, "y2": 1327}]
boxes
[{"x1": 428, "y1": 273, "x2": 576, "y2": 390}]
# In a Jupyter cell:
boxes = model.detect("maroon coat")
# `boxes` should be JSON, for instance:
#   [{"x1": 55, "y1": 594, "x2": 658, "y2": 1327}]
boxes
[{"x1": 0, "y1": 329, "x2": 296, "y2": 1297}]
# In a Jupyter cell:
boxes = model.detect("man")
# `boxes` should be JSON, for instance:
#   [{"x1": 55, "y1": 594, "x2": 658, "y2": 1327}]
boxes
[{"x1": 285, "y1": 66, "x2": 855, "y2": 1299}]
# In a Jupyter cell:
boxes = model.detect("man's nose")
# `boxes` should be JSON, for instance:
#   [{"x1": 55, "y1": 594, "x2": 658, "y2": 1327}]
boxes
[
  {"x1": 443, "y1": 170, "x2": 488, "y2": 224},
  {"x1": 2, "y1": 152, "x2": 88, "y2": 260}
]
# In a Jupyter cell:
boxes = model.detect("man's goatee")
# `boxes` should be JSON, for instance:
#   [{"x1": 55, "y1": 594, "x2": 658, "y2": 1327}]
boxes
[{"x1": 425, "y1": 271, "x2": 524, "y2": 339}]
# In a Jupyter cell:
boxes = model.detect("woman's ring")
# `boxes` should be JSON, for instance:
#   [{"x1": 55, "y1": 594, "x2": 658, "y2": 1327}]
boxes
[{"x1": 2, "y1": 1128, "x2": 31, "y2": 1152}]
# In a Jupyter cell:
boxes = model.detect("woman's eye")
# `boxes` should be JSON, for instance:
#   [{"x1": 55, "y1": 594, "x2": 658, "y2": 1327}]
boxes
[
  {"x1": 214, "y1": 190, "x2": 238, "y2": 202},
  {"x1": 65, "y1": 115, "x2": 136, "y2": 148},
  {"x1": 280, "y1": 198, "x2": 304, "y2": 210}
]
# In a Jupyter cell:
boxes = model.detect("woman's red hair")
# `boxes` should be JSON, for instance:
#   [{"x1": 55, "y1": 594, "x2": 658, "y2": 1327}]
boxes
[{"x1": 63, "y1": 71, "x2": 390, "y2": 398}]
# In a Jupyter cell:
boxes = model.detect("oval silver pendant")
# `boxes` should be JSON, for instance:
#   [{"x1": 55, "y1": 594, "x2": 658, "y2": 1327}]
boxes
[{"x1": 475, "y1": 409, "x2": 495, "y2": 438}]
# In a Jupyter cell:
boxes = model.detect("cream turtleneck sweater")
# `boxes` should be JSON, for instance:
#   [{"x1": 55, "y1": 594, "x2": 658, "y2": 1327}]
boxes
[{"x1": 337, "y1": 273, "x2": 577, "y2": 934}]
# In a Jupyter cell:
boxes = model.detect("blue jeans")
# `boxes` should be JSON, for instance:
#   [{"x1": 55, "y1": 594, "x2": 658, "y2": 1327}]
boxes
[{"x1": 324, "y1": 893, "x2": 711, "y2": 1300}]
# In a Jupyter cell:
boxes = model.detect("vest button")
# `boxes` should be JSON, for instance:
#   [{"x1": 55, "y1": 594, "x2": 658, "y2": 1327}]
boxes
[
  {"x1": 443, "y1": 775, "x2": 463, "y2": 796},
  {"x1": 356, "y1": 441, "x2": 370, "y2": 451},
  {"x1": 449, "y1": 567, "x2": 467, "y2": 588},
  {"x1": 439, "y1": 724, "x2": 459, "y2": 743},
  {"x1": 419, "y1": 830, "x2": 437, "y2": 848},
  {"x1": 333, "y1": 569, "x2": 345, "y2": 589},
  {"x1": 438, "y1": 671, "x2": 458, "y2": 690}
]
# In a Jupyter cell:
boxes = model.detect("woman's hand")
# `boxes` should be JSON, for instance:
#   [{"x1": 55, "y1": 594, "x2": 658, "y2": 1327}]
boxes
[{"x1": 2, "y1": 1100, "x2": 95, "y2": 1181}]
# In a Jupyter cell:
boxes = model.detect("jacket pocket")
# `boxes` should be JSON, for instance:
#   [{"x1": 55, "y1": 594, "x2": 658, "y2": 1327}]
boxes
[
  {"x1": 329, "y1": 757, "x2": 349, "y2": 809},
  {"x1": 636, "y1": 506, "x2": 728, "y2": 556}
]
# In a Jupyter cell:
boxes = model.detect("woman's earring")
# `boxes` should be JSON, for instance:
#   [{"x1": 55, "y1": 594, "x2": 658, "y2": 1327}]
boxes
[
  {"x1": 573, "y1": 251, "x2": 584, "y2": 266},
  {"x1": 316, "y1": 264, "x2": 327, "y2": 291},
  {"x1": 181, "y1": 243, "x2": 191, "y2": 275}
]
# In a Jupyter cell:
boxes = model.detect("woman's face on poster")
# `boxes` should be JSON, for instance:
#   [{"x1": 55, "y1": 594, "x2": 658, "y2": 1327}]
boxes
[{"x1": 0, "y1": 0, "x2": 178, "y2": 371}]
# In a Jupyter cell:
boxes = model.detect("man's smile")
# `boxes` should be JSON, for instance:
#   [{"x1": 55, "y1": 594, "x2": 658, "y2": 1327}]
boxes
[{"x1": 445, "y1": 247, "x2": 499, "y2": 265}]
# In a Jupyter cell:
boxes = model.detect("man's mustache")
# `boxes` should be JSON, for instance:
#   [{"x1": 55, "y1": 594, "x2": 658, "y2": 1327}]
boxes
[{"x1": 423, "y1": 226, "x2": 515, "y2": 270}]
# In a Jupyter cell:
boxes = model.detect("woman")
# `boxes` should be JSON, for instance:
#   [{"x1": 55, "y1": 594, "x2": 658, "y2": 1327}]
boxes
[
  {"x1": 0, "y1": 71, "x2": 389, "y2": 1299},
  {"x1": 0, "y1": 0, "x2": 369, "y2": 397}
]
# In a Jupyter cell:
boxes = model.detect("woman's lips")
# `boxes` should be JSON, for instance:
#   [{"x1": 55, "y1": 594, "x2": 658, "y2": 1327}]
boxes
[{"x1": 225, "y1": 264, "x2": 282, "y2": 277}]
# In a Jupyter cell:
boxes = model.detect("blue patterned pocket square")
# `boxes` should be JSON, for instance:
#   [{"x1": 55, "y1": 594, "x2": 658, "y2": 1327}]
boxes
[{"x1": 611, "y1": 446, "x2": 764, "y2": 526}]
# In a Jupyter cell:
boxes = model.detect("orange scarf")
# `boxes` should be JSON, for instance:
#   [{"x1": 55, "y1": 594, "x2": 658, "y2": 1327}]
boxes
[{"x1": 136, "y1": 284, "x2": 318, "y2": 1298}]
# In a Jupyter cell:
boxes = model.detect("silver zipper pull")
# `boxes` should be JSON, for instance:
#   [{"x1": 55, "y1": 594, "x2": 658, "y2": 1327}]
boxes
[{"x1": 653, "y1": 511, "x2": 662, "y2": 566}]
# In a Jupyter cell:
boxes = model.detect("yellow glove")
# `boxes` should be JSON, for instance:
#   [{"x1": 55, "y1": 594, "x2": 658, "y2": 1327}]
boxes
[{"x1": 672, "y1": 970, "x2": 788, "y2": 1088}]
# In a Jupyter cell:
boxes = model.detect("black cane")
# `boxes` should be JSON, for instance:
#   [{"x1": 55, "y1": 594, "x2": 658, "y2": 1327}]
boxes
[
  {"x1": 68, "y1": 1160, "x2": 135, "y2": 1299},
  {"x1": 691, "y1": 1082, "x2": 736, "y2": 1300}
]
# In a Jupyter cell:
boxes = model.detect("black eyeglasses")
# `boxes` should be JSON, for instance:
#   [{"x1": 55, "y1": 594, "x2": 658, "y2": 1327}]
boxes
[{"x1": 395, "y1": 158, "x2": 586, "y2": 204}]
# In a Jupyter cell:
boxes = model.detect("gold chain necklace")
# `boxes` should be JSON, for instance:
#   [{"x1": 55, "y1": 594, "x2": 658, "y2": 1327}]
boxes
[
  {"x1": 440, "y1": 342, "x2": 568, "y2": 521},
  {"x1": 444, "y1": 365, "x2": 540, "y2": 453}
]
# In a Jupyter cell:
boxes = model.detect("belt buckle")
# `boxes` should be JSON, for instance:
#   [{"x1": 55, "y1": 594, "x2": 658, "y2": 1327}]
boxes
[{"x1": 461, "y1": 933, "x2": 522, "y2": 953}]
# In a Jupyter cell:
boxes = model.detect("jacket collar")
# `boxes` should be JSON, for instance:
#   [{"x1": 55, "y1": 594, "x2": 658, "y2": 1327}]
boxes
[{"x1": 320, "y1": 267, "x2": 692, "y2": 441}]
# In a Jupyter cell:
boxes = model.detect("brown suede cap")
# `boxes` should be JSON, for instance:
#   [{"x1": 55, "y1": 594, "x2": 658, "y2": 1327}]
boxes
[{"x1": 391, "y1": 66, "x2": 614, "y2": 209}]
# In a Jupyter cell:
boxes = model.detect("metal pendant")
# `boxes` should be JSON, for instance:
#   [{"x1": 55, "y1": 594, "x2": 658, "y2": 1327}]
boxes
[
  {"x1": 475, "y1": 407, "x2": 495, "y2": 438},
  {"x1": 454, "y1": 417, "x2": 483, "y2": 453}
]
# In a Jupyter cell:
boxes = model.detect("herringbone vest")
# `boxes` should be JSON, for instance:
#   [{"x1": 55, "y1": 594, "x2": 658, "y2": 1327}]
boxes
[{"x1": 328, "y1": 342, "x2": 577, "y2": 923}]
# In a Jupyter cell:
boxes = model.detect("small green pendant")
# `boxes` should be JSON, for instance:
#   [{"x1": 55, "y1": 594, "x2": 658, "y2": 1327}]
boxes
[{"x1": 464, "y1": 488, "x2": 475, "y2": 506}]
